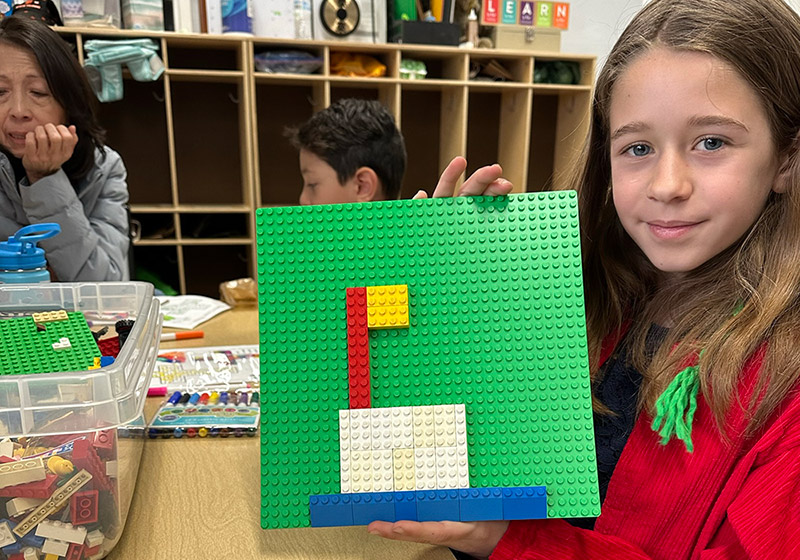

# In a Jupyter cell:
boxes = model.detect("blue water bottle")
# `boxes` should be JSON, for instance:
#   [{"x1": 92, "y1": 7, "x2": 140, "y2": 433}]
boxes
[{"x1": 0, "y1": 223, "x2": 61, "y2": 284}]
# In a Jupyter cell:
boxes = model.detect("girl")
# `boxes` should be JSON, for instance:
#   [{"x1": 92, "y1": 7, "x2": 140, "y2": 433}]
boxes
[
  {"x1": 0, "y1": 16, "x2": 130, "y2": 281},
  {"x1": 370, "y1": 0, "x2": 800, "y2": 558}
]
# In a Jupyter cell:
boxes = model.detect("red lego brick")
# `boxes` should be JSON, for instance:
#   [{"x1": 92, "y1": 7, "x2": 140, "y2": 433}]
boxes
[
  {"x1": 346, "y1": 287, "x2": 371, "y2": 409},
  {"x1": 92, "y1": 429, "x2": 115, "y2": 460},
  {"x1": 66, "y1": 543, "x2": 86, "y2": 560},
  {"x1": 71, "y1": 439, "x2": 114, "y2": 495},
  {"x1": 70, "y1": 489, "x2": 99, "y2": 525},
  {"x1": 0, "y1": 473, "x2": 57, "y2": 498},
  {"x1": 85, "y1": 544, "x2": 101, "y2": 557},
  {"x1": 96, "y1": 336, "x2": 119, "y2": 358}
]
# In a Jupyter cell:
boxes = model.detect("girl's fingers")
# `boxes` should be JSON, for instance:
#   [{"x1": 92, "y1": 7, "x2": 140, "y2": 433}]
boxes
[
  {"x1": 367, "y1": 519, "x2": 508, "y2": 559},
  {"x1": 459, "y1": 164, "x2": 507, "y2": 196}
]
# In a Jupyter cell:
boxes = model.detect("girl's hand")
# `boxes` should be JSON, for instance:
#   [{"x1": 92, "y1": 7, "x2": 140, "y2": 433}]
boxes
[
  {"x1": 367, "y1": 519, "x2": 509, "y2": 559},
  {"x1": 413, "y1": 157, "x2": 514, "y2": 199},
  {"x1": 23, "y1": 124, "x2": 78, "y2": 184}
]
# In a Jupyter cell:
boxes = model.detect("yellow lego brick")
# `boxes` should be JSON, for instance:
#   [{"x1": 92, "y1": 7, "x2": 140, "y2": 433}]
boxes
[
  {"x1": 31, "y1": 310, "x2": 68, "y2": 323},
  {"x1": 366, "y1": 285, "x2": 408, "y2": 309},
  {"x1": 367, "y1": 305, "x2": 410, "y2": 329}
]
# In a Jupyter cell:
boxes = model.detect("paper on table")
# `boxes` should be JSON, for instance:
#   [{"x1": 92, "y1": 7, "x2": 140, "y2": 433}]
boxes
[{"x1": 155, "y1": 295, "x2": 231, "y2": 329}]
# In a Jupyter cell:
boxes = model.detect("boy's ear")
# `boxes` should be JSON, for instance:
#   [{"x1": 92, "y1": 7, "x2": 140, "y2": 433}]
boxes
[{"x1": 353, "y1": 167, "x2": 381, "y2": 202}]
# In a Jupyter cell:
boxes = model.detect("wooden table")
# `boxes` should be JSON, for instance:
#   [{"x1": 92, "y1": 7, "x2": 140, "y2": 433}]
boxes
[{"x1": 107, "y1": 307, "x2": 453, "y2": 560}]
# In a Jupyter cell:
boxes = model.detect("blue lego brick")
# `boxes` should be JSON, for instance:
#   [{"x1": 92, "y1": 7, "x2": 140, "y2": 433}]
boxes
[
  {"x1": 502, "y1": 486, "x2": 547, "y2": 520},
  {"x1": 416, "y1": 489, "x2": 460, "y2": 522},
  {"x1": 394, "y1": 491, "x2": 417, "y2": 521},
  {"x1": 352, "y1": 492, "x2": 396, "y2": 525},
  {"x1": 459, "y1": 487, "x2": 504, "y2": 521},
  {"x1": 100, "y1": 356, "x2": 115, "y2": 367},
  {"x1": 309, "y1": 494, "x2": 353, "y2": 527}
]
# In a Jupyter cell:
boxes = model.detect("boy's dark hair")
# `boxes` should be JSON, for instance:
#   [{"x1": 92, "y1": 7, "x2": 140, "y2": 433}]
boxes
[
  {"x1": 286, "y1": 99, "x2": 406, "y2": 200},
  {"x1": 0, "y1": 16, "x2": 105, "y2": 182}
]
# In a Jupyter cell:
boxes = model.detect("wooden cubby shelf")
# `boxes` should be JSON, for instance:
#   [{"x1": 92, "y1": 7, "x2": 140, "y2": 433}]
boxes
[{"x1": 58, "y1": 28, "x2": 594, "y2": 297}]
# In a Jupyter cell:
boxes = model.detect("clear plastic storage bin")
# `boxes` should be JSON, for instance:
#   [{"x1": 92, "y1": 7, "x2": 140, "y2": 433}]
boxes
[{"x1": 0, "y1": 282, "x2": 160, "y2": 559}]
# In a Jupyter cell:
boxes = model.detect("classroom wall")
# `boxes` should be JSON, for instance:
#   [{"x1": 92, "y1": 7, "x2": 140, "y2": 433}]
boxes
[{"x1": 560, "y1": 0, "x2": 644, "y2": 63}]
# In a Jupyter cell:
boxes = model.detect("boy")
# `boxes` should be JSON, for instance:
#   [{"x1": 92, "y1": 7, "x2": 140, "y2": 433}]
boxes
[{"x1": 287, "y1": 98, "x2": 406, "y2": 205}]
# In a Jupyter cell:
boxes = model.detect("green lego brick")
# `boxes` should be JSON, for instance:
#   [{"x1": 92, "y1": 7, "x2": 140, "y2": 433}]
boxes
[
  {"x1": 257, "y1": 192, "x2": 600, "y2": 529},
  {"x1": 0, "y1": 312, "x2": 101, "y2": 375}
]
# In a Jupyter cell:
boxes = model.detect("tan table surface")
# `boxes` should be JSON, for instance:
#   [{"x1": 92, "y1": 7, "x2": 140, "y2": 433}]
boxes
[{"x1": 107, "y1": 307, "x2": 454, "y2": 560}]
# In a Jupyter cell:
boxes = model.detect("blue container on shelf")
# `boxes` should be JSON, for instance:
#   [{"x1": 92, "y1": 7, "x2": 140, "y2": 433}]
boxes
[
  {"x1": 222, "y1": 0, "x2": 252, "y2": 33},
  {"x1": 0, "y1": 223, "x2": 61, "y2": 284}
]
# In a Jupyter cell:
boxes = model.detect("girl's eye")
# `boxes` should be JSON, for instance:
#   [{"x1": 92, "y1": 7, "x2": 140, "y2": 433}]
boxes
[
  {"x1": 625, "y1": 144, "x2": 651, "y2": 157},
  {"x1": 31, "y1": 91, "x2": 48, "y2": 97},
  {"x1": 698, "y1": 137, "x2": 724, "y2": 151}
]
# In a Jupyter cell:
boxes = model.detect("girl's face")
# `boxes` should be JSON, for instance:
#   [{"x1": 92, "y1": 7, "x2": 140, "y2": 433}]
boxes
[
  {"x1": 0, "y1": 43, "x2": 67, "y2": 158},
  {"x1": 609, "y1": 48, "x2": 783, "y2": 278}
]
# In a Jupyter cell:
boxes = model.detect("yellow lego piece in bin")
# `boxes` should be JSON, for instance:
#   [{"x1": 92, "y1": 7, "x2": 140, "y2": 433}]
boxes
[{"x1": 31, "y1": 310, "x2": 68, "y2": 323}]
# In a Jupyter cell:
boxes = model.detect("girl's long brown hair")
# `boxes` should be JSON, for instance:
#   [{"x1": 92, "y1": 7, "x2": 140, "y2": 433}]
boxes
[{"x1": 563, "y1": 0, "x2": 800, "y2": 437}]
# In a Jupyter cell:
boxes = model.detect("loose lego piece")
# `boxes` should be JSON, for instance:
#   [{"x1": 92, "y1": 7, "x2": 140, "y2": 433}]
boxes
[
  {"x1": 0, "y1": 439, "x2": 14, "y2": 459},
  {"x1": 70, "y1": 490, "x2": 98, "y2": 525},
  {"x1": 51, "y1": 337, "x2": 72, "y2": 350},
  {"x1": 0, "y1": 458, "x2": 46, "y2": 489},
  {"x1": 13, "y1": 470, "x2": 92, "y2": 537},
  {"x1": 35, "y1": 520, "x2": 87, "y2": 544},
  {"x1": 6, "y1": 497, "x2": 44, "y2": 517},
  {"x1": 0, "y1": 474, "x2": 57, "y2": 499},
  {"x1": 84, "y1": 529, "x2": 103, "y2": 548},
  {"x1": 0, "y1": 520, "x2": 15, "y2": 547},
  {"x1": 31, "y1": 311, "x2": 68, "y2": 323},
  {"x1": 41, "y1": 538, "x2": 69, "y2": 556}
]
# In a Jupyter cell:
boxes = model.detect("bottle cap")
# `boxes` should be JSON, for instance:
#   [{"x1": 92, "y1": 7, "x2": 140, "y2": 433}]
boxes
[{"x1": 0, "y1": 223, "x2": 61, "y2": 271}]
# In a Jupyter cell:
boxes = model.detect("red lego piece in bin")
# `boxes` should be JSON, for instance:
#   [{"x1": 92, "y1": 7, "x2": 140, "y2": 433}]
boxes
[
  {"x1": 72, "y1": 439, "x2": 114, "y2": 495},
  {"x1": 85, "y1": 544, "x2": 101, "y2": 556},
  {"x1": 92, "y1": 429, "x2": 116, "y2": 459},
  {"x1": 0, "y1": 473, "x2": 57, "y2": 498},
  {"x1": 71, "y1": 489, "x2": 99, "y2": 525},
  {"x1": 66, "y1": 543, "x2": 86, "y2": 560},
  {"x1": 7, "y1": 554, "x2": 24, "y2": 560},
  {"x1": 96, "y1": 336, "x2": 119, "y2": 358}
]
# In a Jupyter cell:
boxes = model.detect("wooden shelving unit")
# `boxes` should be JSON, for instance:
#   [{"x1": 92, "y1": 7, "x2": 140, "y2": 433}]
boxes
[{"x1": 58, "y1": 28, "x2": 595, "y2": 297}]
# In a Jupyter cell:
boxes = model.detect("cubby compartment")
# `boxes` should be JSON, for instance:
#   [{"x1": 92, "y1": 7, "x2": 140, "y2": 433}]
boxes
[
  {"x1": 97, "y1": 80, "x2": 171, "y2": 205},
  {"x1": 255, "y1": 83, "x2": 323, "y2": 206},
  {"x1": 132, "y1": 245, "x2": 181, "y2": 295},
  {"x1": 401, "y1": 89, "x2": 444, "y2": 198},
  {"x1": 165, "y1": 40, "x2": 241, "y2": 71},
  {"x1": 130, "y1": 212, "x2": 176, "y2": 241},
  {"x1": 469, "y1": 54, "x2": 532, "y2": 84},
  {"x1": 170, "y1": 81, "x2": 245, "y2": 205},
  {"x1": 183, "y1": 245, "x2": 250, "y2": 298},
  {"x1": 329, "y1": 47, "x2": 397, "y2": 78},
  {"x1": 179, "y1": 212, "x2": 249, "y2": 240},
  {"x1": 398, "y1": 50, "x2": 466, "y2": 81}
]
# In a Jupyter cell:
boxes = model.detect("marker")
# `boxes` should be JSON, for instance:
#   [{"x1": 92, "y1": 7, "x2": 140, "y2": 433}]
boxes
[
  {"x1": 219, "y1": 392, "x2": 229, "y2": 405},
  {"x1": 238, "y1": 392, "x2": 249, "y2": 407},
  {"x1": 178, "y1": 393, "x2": 191, "y2": 405},
  {"x1": 199, "y1": 393, "x2": 209, "y2": 405},
  {"x1": 188, "y1": 393, "x2": 200, "y2": 405},
  {"x1": 209, "y1": 391, "x2": 219, "y2": 405},
  {"x1": 167, "y1": 391, "x2": 182, "y2": 404},
  {"x1": 251, "y1": 392, "x2": 259, "y2": 407},
  {"x1": 160, "y1": 330, "x2": 204, "y2": 342},
  {"x1": 148, "y1": 387, "x2": 168, "y2": 398}
]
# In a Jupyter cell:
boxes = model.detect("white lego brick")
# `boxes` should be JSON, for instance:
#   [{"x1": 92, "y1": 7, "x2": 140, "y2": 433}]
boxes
[
  {"x1": 42, "y1": 538, "x2": 69, "y2": 556},
  {"x1": 22, "y1": 547, "x2": 38, "y2": 560},
  {"x1": 390, "y1": 407, "x2": 414, "y2": 449},
  {"x1": 434, "y1": 404, "x2": 456, "y2": 448},
  {"x1": 0, "y1": 521, "x2": 15, "y2": 548},
  {"x1": 436, "y1": 447, "x2": 467, "y2": 489},
  {"x1": 105, "y1": 460, "x2": 118, "y2": 478},
  {"x1": 338, "y1": 409, "x2": 350, "y2": 443},
  {"x1": 371, "y1": 449, "x2": 394, "y2": 492},
  {"x1": 349, "y1": 409, "x2": 372, "y2": 451},
  {"x1": 339, "y1": 445, "x2": 351, "y2": 494},
  {"x1": 392, "y1": 448, "x2": 415, "y2": 491},
  {"x1": 412, "y1": 406, "x2": 435, "y2": 448},
  {"x1": 35, "y1": 520, "x2": 87, "y2": 544},
  {"x1": 370, "y1": 408, "x2": 394, "y2": 450},
  {"x1": 85, "y1": 529, "x2": 104, "y2": 548},
  {"x1": 0, "y1": 457, "x2": 46, "y2": 488},
  {"x1": 457, "y1": 445, "x2": 470, "y2": 487},
  {"x1": 414, "y1": 448, "x2": 437, "y2": 490},
  {"x1": 349, "y1": 450, "x2": 373, "y2": 493},
  {"x1": 52, "y1": 337, "x2": 72, "y2": 350},
  {"x1": 0, "y1": 438, "x2": 14, "y2": 459},
  {"x1": 6, "y1": 497, "x2": 44, "y2": 517},
  {"x1": 455, "y1": 404, "x2": 468, "y2": 446}
]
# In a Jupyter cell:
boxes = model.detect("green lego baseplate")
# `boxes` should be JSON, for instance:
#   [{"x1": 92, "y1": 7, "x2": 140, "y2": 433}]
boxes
[
  {"x1": 257, "y1": 192, "x2": 600, "y2": 529},
  {"x1": 0, "y1": 311, "x2": 100, "y2": 375}
]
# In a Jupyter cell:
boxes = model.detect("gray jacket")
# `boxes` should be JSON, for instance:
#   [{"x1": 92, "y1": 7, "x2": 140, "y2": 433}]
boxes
[{"x1": 0, "y1": 146, "x2": 130, "y2": 281}]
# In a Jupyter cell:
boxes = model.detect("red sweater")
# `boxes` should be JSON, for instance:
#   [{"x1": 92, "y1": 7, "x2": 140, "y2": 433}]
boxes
[{"x1": 491, "y1": 343, "x2": 800, "y2": 560}]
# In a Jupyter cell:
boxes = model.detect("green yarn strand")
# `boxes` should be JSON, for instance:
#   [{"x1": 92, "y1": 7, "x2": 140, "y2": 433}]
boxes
[{"x1": 651, "y1": 363, "x2": 700, "y2": 453}]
